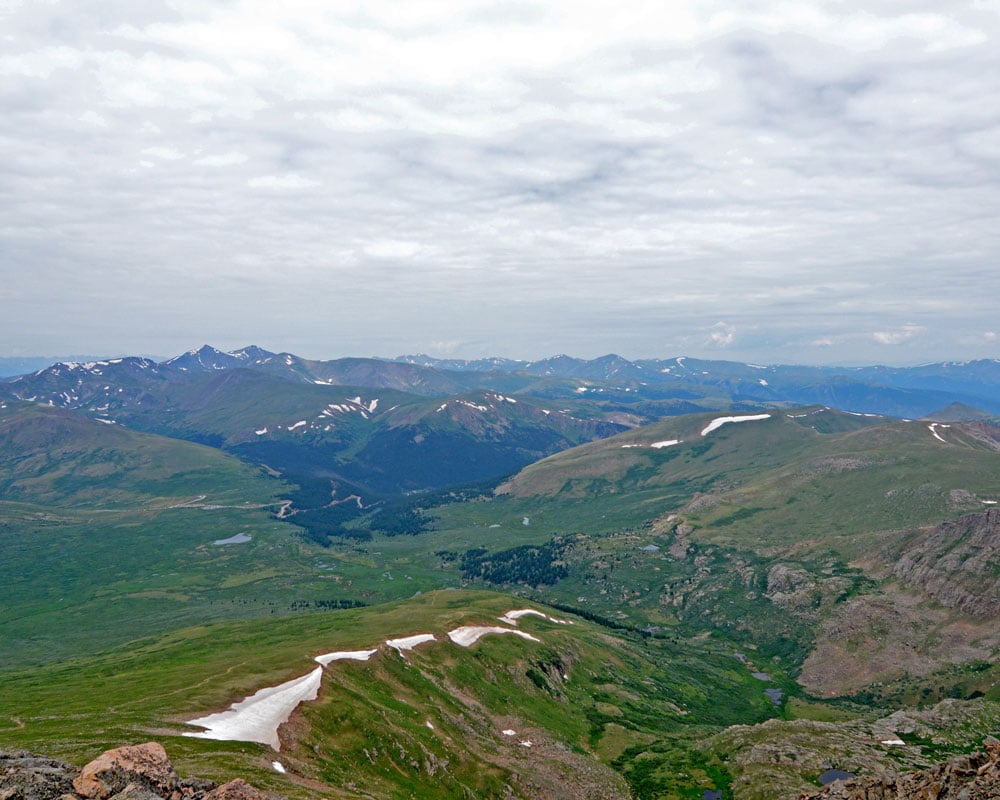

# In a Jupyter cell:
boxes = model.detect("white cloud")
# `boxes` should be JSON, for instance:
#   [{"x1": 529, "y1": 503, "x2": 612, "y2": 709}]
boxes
[
  {"x1": 708, "y1": 322, "x2": 736, "y2": 347},
  {"x1": 246, "y1": 174, "x2": 320, "y2": 190},
  {"x1": 872, "y1": 324, "x2": 926, "y2": 345},
  {"x1": 195, "y1": 152, "x2": 249, "y2": 167},
  {"x1": 142, "y1": 147, "x2": 185, "y2": 160},
  {"x1": 78, "y1": 110, "x2": 107, "y2": 127},
  {"x1": 363, "y1": 241, "x2": 424, "y2": 260}
]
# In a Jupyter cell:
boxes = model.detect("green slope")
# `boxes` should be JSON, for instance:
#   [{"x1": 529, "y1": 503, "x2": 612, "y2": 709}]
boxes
[
  {"x1": 0, "y1": 402, "x2": 319, "y2": 668},
  {"x1": 2, "y1": 591, "x2": 994, "y2": 800},
  {"x1": 381, "y1": 408, "x2": 1000, "y2": 695}
]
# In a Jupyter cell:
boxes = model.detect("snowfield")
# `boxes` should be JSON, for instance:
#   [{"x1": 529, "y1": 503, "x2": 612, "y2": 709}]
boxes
[
  {"x1": 447, "y1": 626, "x2": 540, "y2": 647},
  {"x1": 314, "y1": 649, "x2": 378, "y2": 666},
  {"x1": 499, "y1": 609, "x2": 571, "y2": 626},
  {"x1": 387, "y1": 634, "x2": 436, "y2": 652},
  {"x1": 700, "y1": 414, "x2": 771, "y2": 436},
  {"x1": 184, "y1": 667, "x2": 323, "y2": 750}
]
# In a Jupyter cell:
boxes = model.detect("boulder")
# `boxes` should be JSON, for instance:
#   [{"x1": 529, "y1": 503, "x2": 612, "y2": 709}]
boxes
[
  {"x1": 72, "y1": 744, "x2": 178, "y2": 800},
  {"x1": 0, "y1": 749, "x2": 78, "y2": 800}
]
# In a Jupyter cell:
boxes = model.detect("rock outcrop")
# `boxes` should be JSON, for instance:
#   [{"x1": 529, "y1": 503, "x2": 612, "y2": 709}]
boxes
[
  {"x1": 892, "y1": 509, "x2": 1000, "y2": 617},
  {"x1": 798, "y1": 737, "x2": 1000, "y2": 799},
  {"x1": 0, "y1": 743, "x2": 276, "y2": 800}
]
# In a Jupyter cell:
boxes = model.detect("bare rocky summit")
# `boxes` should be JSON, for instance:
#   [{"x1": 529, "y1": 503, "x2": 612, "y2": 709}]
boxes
[{"x1": 0, "y1": 743, "x2": 275, "y2": 800}]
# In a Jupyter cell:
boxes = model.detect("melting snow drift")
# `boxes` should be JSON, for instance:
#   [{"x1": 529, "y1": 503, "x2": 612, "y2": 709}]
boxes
[
  {"x1": 185, "y1": 667, "x2": 323, "y2": 750},
  {"x1": 314, "y1": 649, "x2": 377, "y2": 666},
  {"x1": 387, "y1": 634, "x2": 436, "y2": 652},
  {"x1": 499, "y1": 609, "x2": 571, "y2": 626},
  {"x1": 448, "y1": 626, "x2": 540, "y2": 647},
  {"x1": 700, "y1": 414, "x2": 771, "y2": 436}
]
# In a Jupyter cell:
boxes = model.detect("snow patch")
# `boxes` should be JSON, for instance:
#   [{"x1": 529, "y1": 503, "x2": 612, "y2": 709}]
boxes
[
  {"x1": 272, "y1": 762, "x2": 286, "y2": 774},
  {"x1": 502, "y1": 729, "x2": 516, "y2": 736},
  {"x1": 314, "y1": 649, "x2": 377, "y2": 666},
  {"x1": 386, "y1": 634, "x2": 436, "y2": 652},
  {"x1": 650, "y1": 440, "x2": 680, "y2": 449},
  {"x1": 288, "y1": 420, "x2": 307, "y2": 430},
  {"x1": 255, "y1": 427, "x2": 268, "y2": 435},
  {"x1": 185, "y1": 667, "x2": 323, "y2": 750},
  {"x1": 447, "y1": 626, "x2": 540, "y2": 647},
  {"x1": 498, "y1": 609, "x2": 571, "y2": 626},
  {"x1": 701, "y1": 414, "x2": 771, "y2": 436},
  {"x1": 927, "y1": 423, "x2": 950, "y2": 443}
]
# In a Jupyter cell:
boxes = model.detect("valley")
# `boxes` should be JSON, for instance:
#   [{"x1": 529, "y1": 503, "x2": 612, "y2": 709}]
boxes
[{"x1": 1, "y1": 348, "x2": 999, "y2": 799}]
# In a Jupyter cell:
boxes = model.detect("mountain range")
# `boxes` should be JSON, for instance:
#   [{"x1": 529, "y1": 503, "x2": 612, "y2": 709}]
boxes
[{"x1": 1, "y1": 344, "x2": 999, "y2": 799}]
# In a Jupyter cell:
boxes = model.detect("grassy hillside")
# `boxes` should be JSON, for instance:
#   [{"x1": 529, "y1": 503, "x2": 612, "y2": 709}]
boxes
[
  {"x1": 0, "y1": 592, "x2": 732, "y2": 797},
  {"x1": 367, "y1": 408, "x2": 1000, "y2": 696},
  {"x1": 3, "y1": 401, "x2": 999, "y2": 798},
  {"x1": 0, "y1": 402, "x2": 319, "y2": 668},
  {"x1": 2, "y1": 591, "x2": 994, "y2": 799}
]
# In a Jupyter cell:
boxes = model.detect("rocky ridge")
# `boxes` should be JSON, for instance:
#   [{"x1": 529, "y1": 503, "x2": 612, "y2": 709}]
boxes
[
  {"x1": 892, "y1": 509, "x2": 1000, "y2": 618},
  {"x1": 797, "y1": 736, "x2": 1000, "y2": 799},
  {"x1": 0, "y1": 743, "x2": 276, "y2": 800}
]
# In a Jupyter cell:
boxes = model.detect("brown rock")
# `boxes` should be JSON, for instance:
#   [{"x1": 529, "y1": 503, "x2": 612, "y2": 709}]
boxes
[
  {"x1": 73, "y1": 744, "x2": 178, "y2": 800},
  {"x1": 203, "y1": 779, "x2": 272, "y2": 800}
]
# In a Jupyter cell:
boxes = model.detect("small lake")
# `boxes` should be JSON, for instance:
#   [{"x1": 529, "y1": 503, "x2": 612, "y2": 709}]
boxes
[
  {"x1": 213, "y1": 532, "x2": 252, "y2": 545},
  {"x1": 818, "y1": 769, "x2": 854, "y2": 785}
]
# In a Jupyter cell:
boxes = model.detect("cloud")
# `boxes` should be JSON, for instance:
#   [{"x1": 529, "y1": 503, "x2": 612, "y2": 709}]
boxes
[
  {"x1": 246, "y1": 174, "x2": 321, "y2": 190},
  {"x1": 1, "y1": 1, "x2": 999, "y2": 363},
  {"x1": 872, "y1": 324, "x2": 926, "y2": 345},
  {"x1": 195, "y1": 151, "x2": 249, "y2": 167},
  {"x1": 708, "y1": 322, "x2": 737, "y2": 348}
]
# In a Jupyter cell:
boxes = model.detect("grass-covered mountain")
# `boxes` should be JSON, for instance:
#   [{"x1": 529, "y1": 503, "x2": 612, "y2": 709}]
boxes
[
  {"x1": 3, "y1": 591, "x2": 996, "y2": 800},
  {"x1": 0, "y1": 351, "x2": 628, "y2": 495},
  {"x1": 462, "y1": 409, "x2": 1000, "y2": 695},
  {"x1": 3, "y1": 348, "x2": 1000, "y2": 799},
  {"x1": 4, "y1": 345, "x2": 1000, "y2": 502}
]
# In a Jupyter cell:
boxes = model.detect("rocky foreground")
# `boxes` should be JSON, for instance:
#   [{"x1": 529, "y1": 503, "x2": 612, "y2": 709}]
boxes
[
  {"x1": 0, "y1": 743, "x2": 277, "y2": 800},
  {"x1": 798, "y1": 736, "x2": 1000, "y2": 800}
]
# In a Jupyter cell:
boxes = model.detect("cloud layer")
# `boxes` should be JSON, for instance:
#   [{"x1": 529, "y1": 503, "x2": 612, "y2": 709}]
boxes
[{"x1": 2, "y1": 1, "x2": 998, "y2": 363}]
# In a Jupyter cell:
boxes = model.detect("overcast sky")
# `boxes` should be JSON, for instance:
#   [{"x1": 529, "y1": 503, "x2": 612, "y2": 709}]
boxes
[{"x1": 2, "y1": 1, "x2": 998, "y2": 364}]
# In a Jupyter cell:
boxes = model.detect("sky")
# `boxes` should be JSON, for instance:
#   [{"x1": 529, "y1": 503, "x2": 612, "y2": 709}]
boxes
[{"x1": 2, "y1": 1, "x2": 999, "y2": 365}]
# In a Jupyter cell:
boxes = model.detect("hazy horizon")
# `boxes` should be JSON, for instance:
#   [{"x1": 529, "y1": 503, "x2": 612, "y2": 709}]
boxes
[{"x1": 2, "y1": 343, "x2": 998, "y2": 373}]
